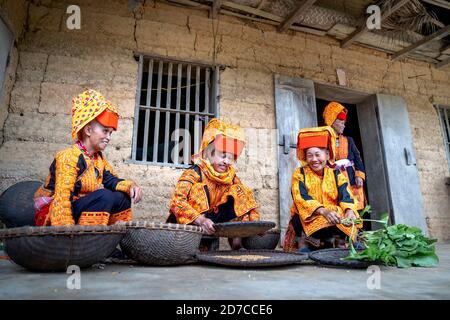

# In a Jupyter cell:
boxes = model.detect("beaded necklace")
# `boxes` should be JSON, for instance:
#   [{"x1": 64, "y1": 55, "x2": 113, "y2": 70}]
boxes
[{"x1": 76, "y1": 140, "x2": 97, "y2": 160}]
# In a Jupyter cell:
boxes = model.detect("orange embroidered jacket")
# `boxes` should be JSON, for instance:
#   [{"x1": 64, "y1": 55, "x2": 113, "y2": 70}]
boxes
[
  {"x1": 168, "y1": 165, "x2": 260, "y2": 225},
  {"x1": 291, "y1": 166, "x2": 362, "y2": 239},
  {"x1": 35, "y1": 144, "x2": 133, "y2": 226}
]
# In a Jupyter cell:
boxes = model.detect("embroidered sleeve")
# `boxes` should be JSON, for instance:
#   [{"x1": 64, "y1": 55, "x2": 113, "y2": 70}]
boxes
[
  {"x1": 116, "y1": 180, "x2": 134, "y2": 194},
  {"x1": 336, "y1": 171, "x2": 361, "y2": 225},
  {"x1": 355, "y1": 170, "x2": 366, "y2": 180},
  {"x1": 233, "y1": 209, "x2": 261, "y2": 222},
  {"x1": 291, "y1": 168, "x2": 323, "y2": 223},
  {"x1": 102, "y1": 158, "x2": 126, "y2": 191},
  {"x1": 49, "y1": 150, "x2": 79, "y2": 226},
  {"x1": 169, "y1": 169, "x2": 202, "y2": 225}
]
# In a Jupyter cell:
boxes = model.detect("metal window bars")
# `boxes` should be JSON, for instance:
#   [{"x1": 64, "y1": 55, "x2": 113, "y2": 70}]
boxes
[
  {"x1": 436, "y1": 105, "x2": 450, "y2": 171},
  {"x1": 131, "y1": 54, "x2": 220, "y2": 168}
]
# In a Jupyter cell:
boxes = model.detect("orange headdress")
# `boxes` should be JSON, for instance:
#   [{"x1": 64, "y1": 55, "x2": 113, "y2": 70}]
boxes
[
  {"x1": 192, "y1": 118, "x2": 245, "y2": 162},
  {"x1": 71, "y1": 89, "x2": 119, "y2": 140},
  {"x1": 323, "y1": 101, "x2": 347, "y2": 126},
  {"x1": 297, "y1": 126, "x2": 336, "y2": 166}
]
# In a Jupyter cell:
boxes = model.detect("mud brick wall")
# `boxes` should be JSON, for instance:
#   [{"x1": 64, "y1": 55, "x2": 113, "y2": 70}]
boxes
[{"x1": 0, "y1": 0, "x2": 449, "y2": 239}]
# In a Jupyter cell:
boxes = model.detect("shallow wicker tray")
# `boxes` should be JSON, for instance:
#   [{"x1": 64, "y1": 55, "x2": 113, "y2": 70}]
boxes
[
  {"x1": 195, "y1": 250, "x2": 308, "y2": 268},
  {"x1": 213, "y1": 221, "x2": 276, "y2": 238},
  {"x1": 120, "y1": 221, "x2": 204, "y2": 266},
  {"x1": 0, "y1": 225, "x2": 126, "y2": 272},
  {"x1": 308, "y1": 248, "x2": 379, "y2": 269}
]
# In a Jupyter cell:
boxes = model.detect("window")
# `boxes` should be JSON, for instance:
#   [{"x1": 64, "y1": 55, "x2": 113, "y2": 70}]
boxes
[
  {"x1": 436, "y1": 105, "x2": 450, "y2": 170},
  {"x1": 131, "y1": 54, "x2": 220, "y2": 167}
]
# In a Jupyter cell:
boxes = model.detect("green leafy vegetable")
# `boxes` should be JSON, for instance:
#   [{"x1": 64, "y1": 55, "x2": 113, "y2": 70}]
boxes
[{"x1": 345, "y1": 220, "x2": 439, "y2": 268}]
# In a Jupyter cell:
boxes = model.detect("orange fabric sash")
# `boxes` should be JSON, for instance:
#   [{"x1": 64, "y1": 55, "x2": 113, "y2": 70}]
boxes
[
  {"x1": 198, "y1": 159, "x2": 235, "y2": 185},
  {"x1": 336, "y1": 135, "x2": 349, "y2": 160}
]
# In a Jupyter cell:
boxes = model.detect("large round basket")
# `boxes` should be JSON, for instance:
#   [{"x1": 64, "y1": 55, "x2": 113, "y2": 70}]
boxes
[
  {"x1": 213, "y1": 221, "x2": 276, "y2": 238},
  {"x1": 120, "y1": 221, "x2": 204, "y2": 266},
  {"x1": 0, "y1": 181, "x2": 42, "y2": 228},
  {"x1": 242, "y1": 229, "x2": 280, "y2": 250},
  {"x1": 196, "y1": 250, "x2": 308, "y2": 268},
  {"x1": 0, "y1": 225, "x2": 126, "y2": 272},
  {"x1": 308, "y1": 248, "x2": 378, "y2": 269}
]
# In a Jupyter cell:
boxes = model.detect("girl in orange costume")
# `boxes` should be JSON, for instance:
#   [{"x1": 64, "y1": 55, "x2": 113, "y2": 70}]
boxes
[
  {"x1": 283, "y1": 126, "x2": 362, "y2": 253},
  {"x1": 167, "y1": 118, "x2": 260, "y2": 249},
  {"x1": 34, "y1": 89, "x2": 142, "y2": 226}
]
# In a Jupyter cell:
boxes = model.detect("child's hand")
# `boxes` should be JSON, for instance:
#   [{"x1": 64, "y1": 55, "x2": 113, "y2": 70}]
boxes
[
  {"x1": 317, "y1": 207, "x2": 341, "y2": 225},
  {"x1": 194, "y1": 215, "x2": 215, "y2": 234},
  {"x1": 129, "y1": 182, "x2": 142, "y2": 204},
  {"x1": 355, "y1": 177, "x2": 364, "y2": 188},
  {"x1": 342, "y1": 210, "x2": 358, "y2": 226}
]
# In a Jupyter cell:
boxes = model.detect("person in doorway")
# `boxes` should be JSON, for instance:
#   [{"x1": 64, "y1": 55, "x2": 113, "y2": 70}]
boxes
[
  {"x1": 167, "y1": 118, "x2": 260, "y2": 250},
  {"x1": 323, "y1": 101, "x2": 367, "y2": 211},
  {"x1": 283, "y1": 126, "x2": 362, "y2": 253},
  {"x1": 33, "y1": 89, "x2": 142, "y2": 226}
]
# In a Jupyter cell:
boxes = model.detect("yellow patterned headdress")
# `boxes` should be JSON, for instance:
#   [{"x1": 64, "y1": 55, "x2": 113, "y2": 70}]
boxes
[
  {"x1": 323, "y1": 101, "x2": 347, "y2": 126},
  {"x1": 71, "y1": 89, "x2": 119, "y2": 140},
  {"x1": 192, "y1": 118, "x2": 245, "y2": 162}
]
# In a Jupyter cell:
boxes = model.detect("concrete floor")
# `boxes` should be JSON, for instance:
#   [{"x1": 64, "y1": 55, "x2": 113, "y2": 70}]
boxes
[{"x1": 0, "y1": 243, "x2": 449, "y2": 300}]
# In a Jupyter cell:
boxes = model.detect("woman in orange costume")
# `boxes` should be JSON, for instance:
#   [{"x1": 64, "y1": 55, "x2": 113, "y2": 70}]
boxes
[
  {"x1": 167, "y1": 118, "x2": 260, "y2": 249},
  {"x1": 323, "y1": 101, "x2": 366, "y2": 211},
  {"x1": 34, "y1": 89, "x2": 142, "y2": 226},
  {"x1": 283, "y1": 126, "x2": 362, "y2": 253}
]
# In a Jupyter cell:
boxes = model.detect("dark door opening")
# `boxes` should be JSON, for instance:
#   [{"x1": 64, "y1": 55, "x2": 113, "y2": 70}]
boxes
[{"x1": 316, "y1": 98, "x2": 371, "y2": 230}]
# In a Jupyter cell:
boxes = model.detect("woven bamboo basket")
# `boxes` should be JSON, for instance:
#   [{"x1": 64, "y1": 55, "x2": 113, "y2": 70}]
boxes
[
  {"x1": 120, "y1": 221, "x2": 204, "y2": 266},
  {"x1": 0, "y1": 224, "x2": 126, "y2": 271}
]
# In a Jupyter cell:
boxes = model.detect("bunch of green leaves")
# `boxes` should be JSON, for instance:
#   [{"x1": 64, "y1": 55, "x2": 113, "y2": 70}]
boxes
[{"x1": 345, "y1": 208, "x2": 439, "y2": 268}]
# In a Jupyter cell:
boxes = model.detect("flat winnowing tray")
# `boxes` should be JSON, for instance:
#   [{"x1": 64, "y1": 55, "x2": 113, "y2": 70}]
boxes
[
  {"x1": 308, "y1": 248, "x2": 380, "y2": 269},
  {"x1": 212, "y1": 221, "x2": 276, "y2": 238},
  {"x1": 195, "y1": 249, "x2": 308, "y2": 267}
]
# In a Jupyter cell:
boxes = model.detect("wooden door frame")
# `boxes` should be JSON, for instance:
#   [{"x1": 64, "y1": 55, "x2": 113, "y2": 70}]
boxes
[{"x1": 314, "y1": 81, "x2": 372, "y2": 105}]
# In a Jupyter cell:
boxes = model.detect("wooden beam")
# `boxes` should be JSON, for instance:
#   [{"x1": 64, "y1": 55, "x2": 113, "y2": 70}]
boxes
[
  {"x1": 162, "y1": 0, "x2": 210, "y2": 9},
  {"x1": 421, "y1": 0, "x2": 450, "y2": 10},
  {"x1": 221, "y1": 0, "x2": 283, "y2": 22},
  {"x1": 341, "y1": 0, "x2": 410, "y2": 48},
  {"x1": 392, "y1": 24, "x2": 450, "y2": 60},
  {"x1": 277, "y1": 0, "x2": 317, "y2": 33},
  {"x1": 436, "y1": 57, "x2": 450, "y2": 69},
  {"x1": 210, "y1": 0, "x2": 223, "y2": 19},
  {"x1": 441, "y1": 43, "x2": 450, "y2": 54},
  {"x1": 220, "y1": 9, "x2": 326, "y2": 36},
  {"x1": 257, "y1": 0, "x2": 267, "y2": 10}
]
